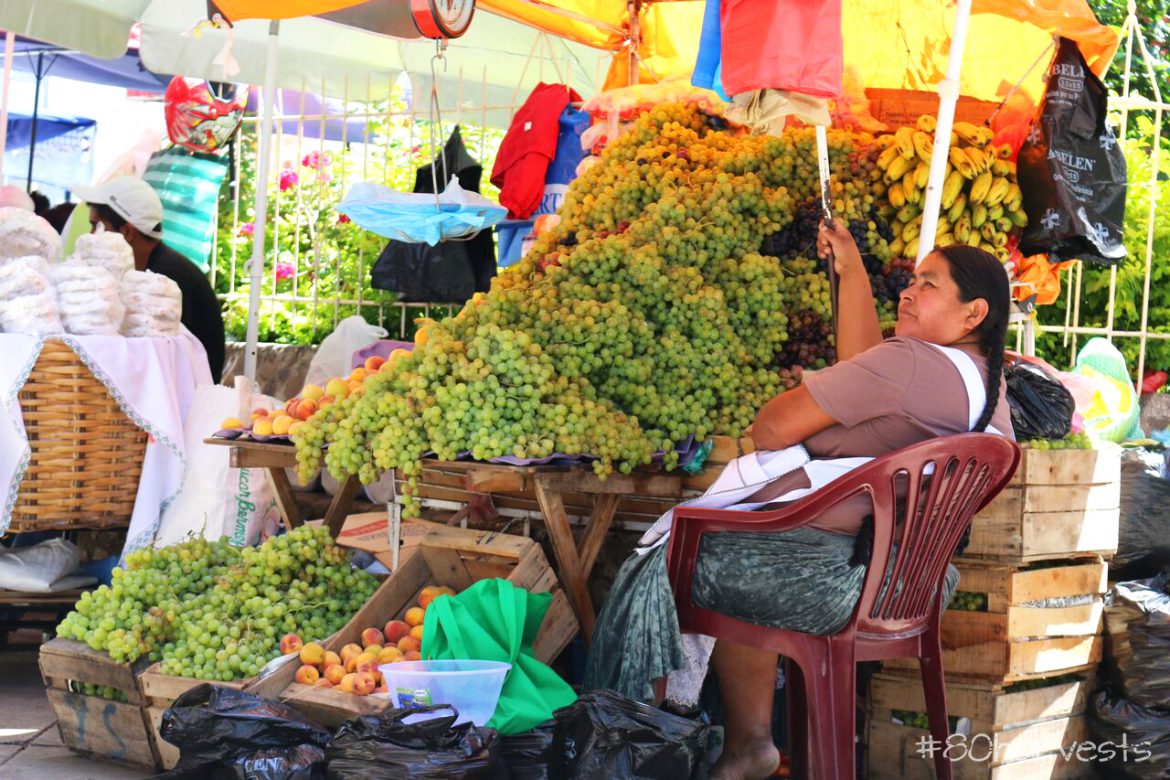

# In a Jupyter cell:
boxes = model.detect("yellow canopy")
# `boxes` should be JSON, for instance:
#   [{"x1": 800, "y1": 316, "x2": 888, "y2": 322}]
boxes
[
  {"x1": 478, "y1": 0, "x2": 1119, "y2": 100},
  {"x1": 210, "y1": 0, "x2": 371, "y2": 21}
]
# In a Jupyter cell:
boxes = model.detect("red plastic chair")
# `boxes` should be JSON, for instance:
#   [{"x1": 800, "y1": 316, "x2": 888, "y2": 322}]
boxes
[{"x1": 666, "y1": 433, "x2": 1020, "y2": 780}]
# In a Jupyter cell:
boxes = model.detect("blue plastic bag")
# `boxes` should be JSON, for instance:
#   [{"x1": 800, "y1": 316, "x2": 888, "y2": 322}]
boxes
[{"x1": 339, "y1": 178, "x2": 506, "y2": 246}]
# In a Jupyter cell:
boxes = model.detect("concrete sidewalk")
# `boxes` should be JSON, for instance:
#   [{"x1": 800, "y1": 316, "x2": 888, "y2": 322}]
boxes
[{"x1": 0, "y1": 648, "x2": 152, "y2": 780}]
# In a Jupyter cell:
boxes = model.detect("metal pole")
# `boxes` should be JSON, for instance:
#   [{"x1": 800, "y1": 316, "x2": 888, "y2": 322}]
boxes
[
  {"x1": 627, "y1": 0, "x2": 640, "y2": 87},
  {"x1": 244, "y1": 21, "x2": 281, "y2": 382},
  {"x1": 0, "y1": 32, "x2": 15, "y2": 183},
  {"x1": 26, "y1": 51, "x2": 42, "y2": 191},
  {"x1": 916, "y1": 0, "x2": 972, "y2": 265}
]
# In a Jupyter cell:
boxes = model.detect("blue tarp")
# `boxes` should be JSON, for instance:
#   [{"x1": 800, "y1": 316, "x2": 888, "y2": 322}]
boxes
[
  {"x1": 12, "y1": 38, "x2": 169, "y2": 92},
  {"x1": 6, "y1": 111, "x2": 95, "y2": 148}
]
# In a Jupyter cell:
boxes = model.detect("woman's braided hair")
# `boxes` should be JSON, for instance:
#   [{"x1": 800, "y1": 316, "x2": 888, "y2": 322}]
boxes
[{"x1": 934, "y1": 245, "x2": 1011, "y2": 432}]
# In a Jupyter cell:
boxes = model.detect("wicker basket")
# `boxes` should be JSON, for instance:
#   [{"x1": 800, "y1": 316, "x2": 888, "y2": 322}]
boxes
[{"x1": 9, "y1": 339, "x2": 148, "y2": 532}]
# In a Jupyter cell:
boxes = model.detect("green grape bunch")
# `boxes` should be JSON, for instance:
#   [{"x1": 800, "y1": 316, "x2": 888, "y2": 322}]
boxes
[{"x1": 296, "y1": 102, "x2": 893, "y2": 517}]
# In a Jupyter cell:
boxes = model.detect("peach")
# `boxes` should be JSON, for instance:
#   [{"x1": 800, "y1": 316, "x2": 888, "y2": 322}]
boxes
[
  {"x1": 339, "y1": 643, "x2": 363, "y2": 664},
  {"x1": 388, "y1": 348, "x2": 411, "y2": 366},
  {"x1": 404, "y1": 650, "x2": 422, "y2": 661},
  {"x1": 249, "y1": 407, "x2": 270, "y2": 420},
  {"x1": 220, "y1": 416, "x2": 244, "y2": 430},
  {"x1": 397, "y1": 635, "x2": 420, "y2": 654},
  {"x1": 318, "y1": 395, "x2": 335, "y2": 410},
  {"x1": 418, "y1": 586, "x2": 443, "y2": 609},
  {"x1": 293, "y1": 398, "x2": 318, "y2": 421},
  {"x1": 323, "y1": 651, "x2": 342, "y2": 669},
  {"x1": 360, "y1": 627, "x2": 385, "y2": 647},
  {"x1": 324, "y1": 377, "x2": 349, "y2": 399},
  {"x1": 324, "y1": 664, "x2": 347, "y2": 686},
  {"x1": 346, "y1": 379, "x2": 363, "y2": 393},
  {"x1": 301, "y1": 384, "x2": 325, "y2": 402},
  {"x1": 410, "y1": 625, "x2": 424, "y2": 642},
  {"x1": 300, "y1": 643, "x2": 326, "y2": 666},
  {"x1": 339, "y1": 673, "x2": 357, "y2": 693},
  {"x1": 404, "y1": 607, "x2": 425, "y2": 627},
  {"x1": 378, "y1": 646, "x2": 403, "y2": 664},
  {"x1": 348, "y1": 367, "x2": 368, "y2": 383},
  {"x1": 374, "y1": 682, "x2": 389, "y2": 694},
  {"x1": 294, "y1": 664, "x2": 319, "y2": 685},
  {"x1": 364, "y1": 356, "x2": 385, "y2": 372},
  {"x1": 288, "y1": 421, "x2": 306, "y2": 437},
  {"x1": 356, "y1": 657, "x2": 380, "y2": 676},
  {"x1": 352, "y1": 672, "x2": 376, "y2": 696},
  {"x1": 378, "y1": 360, "x2": 394, "y2": 374},
  {"x1": 271, "y1": 414, "x2": 294, "y2": 435},
  {"x1": 438, "y1": 586, "x2": 457, "y2": 597},
  {"x1": 364, "y1": 645, "x2": 383, "y2": 657},
  {"x1": 414, "y1": 321, "x2": 433, "y2": 346},
  {"x1": 383, "y1": 620, "x2": 411, "y2": 643},
  {"x1": 280, "y1": 634, "x2": 303, "y2": 654},
  {"x1": 252, "y1": 418, "x2": 274, "y2": 436}
]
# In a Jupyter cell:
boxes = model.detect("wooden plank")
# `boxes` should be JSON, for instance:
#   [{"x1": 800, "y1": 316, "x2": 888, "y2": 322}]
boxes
[
  {"x1": 578, "y1": 494, "x2": 620, "y2": 577},
  {"x1": 534, "y1": 477, "x2": 594, "y2": 644},
  {"x1": 46, "y1": 689, "x2": 159, "y2": 769},
  {"x1": 325, "y1": 475, "x2": 362, "y2": 537},
  {"x1": 535, "y1": 470, "x2": 684, "y2": 498},
  {"x1": 533, "y1": 590, "x2": 578, "y2": 664},
  {"x1": 139, "y1": 666, "x2": 248, "y2": 706},
  {"x1": 39, "y1": 639, "x2": 144, "y2": 700},
  {"x1": 148, "y1": 705, "x2": 180, "y2": 771},
  {"x1": 507, "y1": 546, "x2": 552, "y2": 591},
  {"x1": 419, "y1": 522, "x2": 534, "y2": 560},
  {"x1": 265, "y1": 465, "x2": 304, "y2": 529},
  {"x1": 1020, "y1": 483, "x2": 1119, "y2": 514},
  {"x1": 465, "y1": 469, "x2": 528, "y2": 493},
  {"x1": 279, "y1": 681, "x2": 392, "y2": 728},
  {"x1": 1019, "y1": 447, "x2": 1120, "y2": 487},
  {"x1": 706, "y1": 436, "x2": 754, "y2": 465},
  {"x1": 966, "y1": 509, "x2": 1119, "y2": 561},
  {"x1": 1006, "y1": 562, "x2": 1108, "y2": 603},
  {"x1": 419, "y1": 545, "x2": 476, "y2": 591},
  {"x1": 886, "y1": 636, "x2": 1102, "y2": 681}
]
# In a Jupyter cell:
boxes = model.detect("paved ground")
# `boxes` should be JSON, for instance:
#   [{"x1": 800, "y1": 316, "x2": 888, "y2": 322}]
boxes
[{"x1": 0, "y1": 644, "x2": 152, "y2": 780}]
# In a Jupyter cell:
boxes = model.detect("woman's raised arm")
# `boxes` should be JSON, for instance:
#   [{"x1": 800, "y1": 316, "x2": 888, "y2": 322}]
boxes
[{"x1": 817, "y1": 220, "x2": 883, "y2": 362}]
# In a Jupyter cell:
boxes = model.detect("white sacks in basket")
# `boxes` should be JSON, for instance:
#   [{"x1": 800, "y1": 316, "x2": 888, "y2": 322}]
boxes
[
  {"x1": 0, "y1": 255, "x2": 63, "y2": 335},
  {"x1": 0, "y1": 207, "x2": 62, "y2": 262},
  {"x1": 120, "y1": 270, "x2": 182, "y2": 337},
  {"x1": 71, "y1": 232, "x2": 135, "y2": 280},
  {"x1": 51, "y1": 264, "x2": 124, "y2": 336}
]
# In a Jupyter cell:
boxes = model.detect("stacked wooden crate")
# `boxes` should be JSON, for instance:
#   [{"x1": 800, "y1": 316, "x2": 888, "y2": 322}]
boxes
[{"x1": 869, "y1": 446, "x2": 1121, "y2": 779}]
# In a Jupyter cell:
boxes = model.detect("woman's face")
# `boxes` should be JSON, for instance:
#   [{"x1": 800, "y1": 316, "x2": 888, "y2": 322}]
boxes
[{"x1": 895, "y1": 251, "x2": 988, "y2": 344}]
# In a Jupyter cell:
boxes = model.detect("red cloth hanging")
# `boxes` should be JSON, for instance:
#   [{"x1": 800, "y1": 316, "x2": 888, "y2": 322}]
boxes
[{"x1": 491, "y1": 82, "x2": 582, "y2": 220}]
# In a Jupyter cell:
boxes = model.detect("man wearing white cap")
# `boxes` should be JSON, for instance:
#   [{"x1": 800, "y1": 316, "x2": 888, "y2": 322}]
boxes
[{"x1": 75, "y1": 176, "x2": 225, "y2": 382}]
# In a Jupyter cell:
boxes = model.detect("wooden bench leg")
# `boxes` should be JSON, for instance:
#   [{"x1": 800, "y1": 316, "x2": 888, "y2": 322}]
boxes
[
  {"x1": 325, "y1": 475, "x2": 361, "y2": 538},
  {"x1": 265, "y1": 466, "x2": 303, "y2": 529},
  {"x1": 534, "y1": 477, "x2": 596, "y2": 644}
]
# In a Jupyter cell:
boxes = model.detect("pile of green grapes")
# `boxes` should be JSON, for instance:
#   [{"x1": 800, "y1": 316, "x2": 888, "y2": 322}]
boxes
[
  {"x1": 1023, "y1": 433, "x2": 1094, "y2": 450},
  {"x1": 892, "y1": 710, "x2": 961, "y2": 731},
  {"x1": 1003, "y1": 673, "x2": 1081, "y2": 694},
  {"x1": 70, "y1": 682, "x2": 128, "y2": 703},
  {"x1": 296, "y1": 103, "x2": 901, "y2": 516},
  {"x1": 57, "y1": 526, "x2": 377, "y2": 682},
  {"x1": 950, "y1": 590, "x2": 990, "y2": 612}
]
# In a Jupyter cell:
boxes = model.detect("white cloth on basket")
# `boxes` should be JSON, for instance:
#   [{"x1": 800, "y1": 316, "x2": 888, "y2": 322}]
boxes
[
  {"x1": 646, "y1": 343, "x2": 1000, "y2": 709},
  {"x1": 0, "y1": 330, "x2": 212, "y2": 558}
]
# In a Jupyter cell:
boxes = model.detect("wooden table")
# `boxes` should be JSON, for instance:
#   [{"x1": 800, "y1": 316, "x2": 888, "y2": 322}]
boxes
[
  {"x1": 399, "y1": 459, "x2": 693, "y2": 644},
  {"x1": 203, "y1": 438, "x2": 359, "y2": 537}
]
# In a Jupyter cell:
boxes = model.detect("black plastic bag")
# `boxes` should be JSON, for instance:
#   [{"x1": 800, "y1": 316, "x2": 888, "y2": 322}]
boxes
[
  {"x1": 499, "y1": 722, "x2": 556, "y2": 779},
  {"x1": 1018, "y1": 36, "x2": 1127, "y2": 265},
  {"x1": 324, "y1": 704, "x2": 502, "y2": 779},
  {"x1": 370, "y1": 126, "x2": 496, "y2": 302},
  {"x1": 156, "y1": 684, "x2": 330, "y2": 780},
  {"x1": 1088, "y1": 687, "x2": 1170, "y2": 778},
  {"x1": 1113, "y1": 452, "x2": 1170, "y2": 580},
  {"x1": 1103, "y1": 569, "x2": 1170, "y2": 711},
  {"x1": 551, "y1": 690, "x2": 708, "y2": 779},
  {"x1": 1004, "y1": 360, "x2": 1075, "y2": 439}
]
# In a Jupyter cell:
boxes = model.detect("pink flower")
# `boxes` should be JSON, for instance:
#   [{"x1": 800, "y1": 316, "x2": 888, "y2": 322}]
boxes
[
  {"x1": 238, "y1": 222, "x2": 254, "y2": 236},
  {"x1": 302, "y1": 151, "x2": 332, "y2": 170},
  {"x1": 279, "y1": 169, "x2": 298, "y2": 191},
  {"x1": 336, "y1": 213, "x2": 351, "y2": 224},
  {"x1": 317, "y1": 171, "x2": 332, "y2": 184},
  {"x1": 302, "y1": 151, "x2": 318, "y2": 169},
  {"x1": 274, "y1": 261, "x2": 295, "y2": 281}
]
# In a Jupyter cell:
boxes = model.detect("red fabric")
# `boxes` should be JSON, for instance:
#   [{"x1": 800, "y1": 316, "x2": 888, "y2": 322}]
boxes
[
  {"x1": 720, "y1": 0, "x2": 843, "y2": 98},
  {"x1": 491, "y1": 82, "x2": 581, "y2": 219}
]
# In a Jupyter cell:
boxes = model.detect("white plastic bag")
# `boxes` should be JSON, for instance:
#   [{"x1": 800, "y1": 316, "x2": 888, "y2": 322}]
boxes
[
  {"x1": 155, "y1": 382, "x2": 281, "y2": 548},
  {"x1": 303, "y1": 315, "x2": 388, "y2": 388},
  {"x1": 0, "y1": 539, "x2": 96, "y2": 592}
]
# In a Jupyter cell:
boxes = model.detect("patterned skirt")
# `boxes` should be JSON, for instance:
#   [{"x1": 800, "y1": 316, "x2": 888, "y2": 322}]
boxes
[{"x1": 583, "y1": 527, "x2": 960, "y2": 704}]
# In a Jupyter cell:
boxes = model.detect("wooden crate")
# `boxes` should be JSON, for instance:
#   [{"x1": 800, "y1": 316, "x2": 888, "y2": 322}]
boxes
[
  {"x1": 865, "y1": 88, "x2": 999, "y2": 129},
  {"x1": 964, "y1": 448, "x2": 1120, "y2": 563},
  {"x1": 886, "y1": 559, "x2": 1107, "y2": 682},
  {"x1": 140, "y1": 656, "x2": 300, "y2": 770},
  {"x1": 278, "y1": 525, "x2": 577, "y2": 727},
  {"x1": 868, "y1": 671, "x2": 1092, "y2": 779},
  {"x1": 38, "y1": 638, "x2": 159, "y2": 769}
]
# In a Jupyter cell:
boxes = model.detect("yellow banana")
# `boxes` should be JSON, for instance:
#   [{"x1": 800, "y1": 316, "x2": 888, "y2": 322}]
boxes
[
  {"x1": 903, "y1": 175, "x2": 922, "y2": 206},
  {"x1": 985, "y1": 176, "x2": 1011, "y2": 207},
  {"x1": 941, "y1": 170, "x2": 964, "y2": 209},
  {"x1": 916, "y1": 114, "x2": 937, "y2": 133},
  {"x1": 947, "y1": 192, "x2": 968, "y2": 224},
  {"x1": 936, "y1": 232, "x2": 955, "y2": 246},
  {"x1": 964, "y1": 231, "x2": 982, "y2": 247},
  {"x1": 949, "y1": 147, "x2": 978, "y2": 179},
  {"x1": 1008, "y1": 208, "x2": 1028, "y2": 227},
  {"x1": 954, "y1": 214, "x2": 972, "y2": 244},
  {"x1": 991, "y1": 159, "x2": 1016, "y2": 177},
  {"x1": 915, "y1": 161, "x2": 930, "y2": 189},
  {"x1": 953, "y1": 121, "x2": 986, "y2": 146},
  {"x1": 995, "y1": 246, "x2": 1011, "y2": 262},
  {"x1": 964, "y1": 146, "x2": 989, "y2": 173},
  {"x1": 988, "y1": 203, "x2": 1005, "y2": 222},
  {"x1": 905, "y1": 236, "x2": 920, "y2": 259},
  {"x1": 979, "y1": 127, "x2": 996, "y2": 146},
  {"x1": 1002, "y1": 183, "x2": 1022, "y2": 208},
  {"x1": 895, "y1": 126, "x2": 916, "y2": 159},
  {"x1": 888, "y1": 181, "x2": 906, "y2": 209},
  {"x1": 896, "y1": 203, "x2": 920, "y2": 224},
  {"x1": 995, "y1": 143, "x2": 1014, "y2": 160},
  {"x1": 877, "y1": 145, "x2": 901, "y2": 170},
  {"x1": 884, "y1": 154, "x2": 913, "y2": 184},
  {"x1": 913, "y1": 131, "x2": 934, "y2": 164},
  {"x1": 874, "y1": 134, "x2": 897, "y2": 150},
  {"x1": 980, "y1": 223, "x2": 998, "y2": 242},
  {"x1": 969, "y1": 169, "x2": 994, "y2": 203},
  {"x1": 888, "y1": 237, "x2": 906, "y2": 257},
  {"x1": 971, "y1": 202, "x2": 989, "y2": 228},
  {"x1": 996, "y1": 217, "x2": 1013, "y2": 233},
  {"x1": 902, "y1": 218, "x2": 922, "y2": 242},
  {"x1": 878, "y1": 204, "x2": 896, "y2": 220}
]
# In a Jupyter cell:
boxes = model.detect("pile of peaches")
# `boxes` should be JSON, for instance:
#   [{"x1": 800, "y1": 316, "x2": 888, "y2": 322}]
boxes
[{"x1": 286, "y1": 584, "x2": 456, "y2": 697}]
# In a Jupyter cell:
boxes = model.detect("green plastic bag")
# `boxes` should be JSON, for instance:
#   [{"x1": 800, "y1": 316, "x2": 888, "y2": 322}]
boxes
[
  {"x1": 422, "y1": 579, "x2": 577, "y2": 735},
  {"x1": 1073, "y1": 338, "x2": 1144, "y2": 443},
  {"x1": 143, "y1": 147, "x2": 229, "y2": 272}
]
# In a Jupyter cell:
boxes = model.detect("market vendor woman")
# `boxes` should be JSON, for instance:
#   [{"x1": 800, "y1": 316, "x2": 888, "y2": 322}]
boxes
[{"x1": 585, "y1": 224, "x2": 1014, "y2": 780}]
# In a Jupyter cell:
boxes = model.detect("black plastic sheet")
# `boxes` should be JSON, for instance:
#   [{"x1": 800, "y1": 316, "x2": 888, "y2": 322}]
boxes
[
  {"x1": 1004, "y1": 360, "x2": 1075, "y2": 440},
  {"x1": 1088, "y1": 687, "x2": 1170, "y2": 778},
  {"x1": 324, "y1": 705, "x2": 502, "y2": 779},
  {"x1": 1018, "y1": 37, "x2": 1127, "y2": 265},
  {"x1": 499, "y1": 722, "x2": 556, "y2": 779},
  {"x1": 551, "y1": 690, "x2": 708, "y2": 779},
  {"x1": 1103, "y1": 570, "x2": 1170, "y2": 711},
  {"x1": 156, "y1": 684, "x2": 330, "y2": 780},
  {"x1": 1113, "y1": 453, "x2": 1170, "y2": 580}
]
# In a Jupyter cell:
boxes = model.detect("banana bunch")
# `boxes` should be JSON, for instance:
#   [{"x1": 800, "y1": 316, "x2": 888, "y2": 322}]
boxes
[{"x1": 873, "y1": 116, "x2": 1027, "y2": 262}]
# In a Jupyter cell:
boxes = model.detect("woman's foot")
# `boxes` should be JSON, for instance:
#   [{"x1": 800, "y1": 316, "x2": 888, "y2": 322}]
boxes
[{"x1": 711, "y1": 740, "x2": 781, "y2": 780}]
